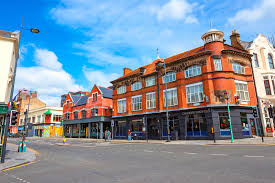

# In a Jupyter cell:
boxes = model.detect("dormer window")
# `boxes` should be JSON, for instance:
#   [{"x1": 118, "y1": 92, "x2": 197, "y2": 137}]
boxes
[
  {"x1": 117, "y1": 85, "x2": 126, "y2": 94},
  {"x1": 132, "y1": 81, "x2": 142, "y2": 91},
  {"x1": 162, "y1": 72, "x2": 176, "y2": 84},
  {"x1": 232, "y1": 62, "x2": 244, "y2": 74},
  {"x1": 92, "y1": 93, "x2": 97, "y2": 102},
  {"x1": 185, "y1": 65, "x2": 201, "y2": 78}
]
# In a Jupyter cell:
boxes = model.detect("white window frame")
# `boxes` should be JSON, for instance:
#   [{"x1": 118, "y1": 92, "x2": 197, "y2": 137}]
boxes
[
  {"x1": 235, "y1": 80, "x2": 250, "y2": 102},
  {"x1": 132, "y1": 95, "x2": 142, "y2": 111},
  {"x1": 184, "y1": 65, "x2": 201, "y2": 78},
  {"x1": 145, "y1": 76, "x2": 155, "y2": 87},
  {"x1": 186, "y1": 82, "x2": 204, "y2": 104},
  {"x1": 163, "y1": 88, "x2": 178, "y2": 107},
  {"x1": 117, "y1": 98, "x2": 126, "y2": 113},
  {"x1": 131, "y1": 81, "x2": 142, "y2": 91},
  {"x1": 117, "y1": 85, "x2": 126, "y2": 94},
  {"x1": 146, "y1": 92, "x2": 156, "y2": 109},
  {"x1": 232, "y1": 62, "x2": 245, "y2": 74},
  {"x1": 214, "y1": 59, "x2": 222, "y2": 71},
  {"x1": 162, "y1": 72, "x2": 176, "y2": 84}
]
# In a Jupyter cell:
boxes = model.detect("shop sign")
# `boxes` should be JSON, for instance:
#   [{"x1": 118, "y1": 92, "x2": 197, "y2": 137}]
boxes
[
  {"x1": 266, "y1": 127, "x2": 274, "y2": 133},
  {"x1": 18, "y1": 126, "x2": 24, "y2": 131},
  {"x1": 0, "y1": 105, "x2": 8, "y2": 115}
]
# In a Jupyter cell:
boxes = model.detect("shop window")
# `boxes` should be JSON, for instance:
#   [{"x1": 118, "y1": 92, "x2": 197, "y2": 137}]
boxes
[
  {"x1": 219, "y1": 112, "x2": 230, "y2": 136},
  {"x1": 117, "y1": 98, "x2": 126, "y2": 113},
  {"x1": 145, "y1": 76, "x2": 155, "y2": 87},
  {"x1": 131, "y1": 81, "x2": 142, "y2": 91},
  {"x1": 186, "y1": 82, "x2": 204, "y2": 104},
  {"x1": 115, "y1": 121, "x2": 127, "y2": 137},
  {"x1": 163, "y1": 88, "x2": 178, "y2": 107},
  {"x1": 263, "y1": 76, "x2": 271, "y2": 95},
  {"x1": 186, "y1": 114, "x2": 208, "y2": 136},
  {"x1": 130, "y1": 120, "x2": 143, "y2": 132},
  {"x1": 117, "y1": 85, "x2": 126, "y2": 94},
  {"x1": 240, "y1": 112, "x2": 250, "y2": 136},
  {"x1": 253, "y1": 53, "x2": 259, "y2": 67},
  {"x1": 132, "y1": 95, "x2": 142, "y2": 111},
  {"x1": 214, "y1": 59, "x2": 222, "y2": 71},
  {"x1": 264, "y1": 107, "x2": 271, "y2": 127},
  {"x1": 162, "y1": 72, "x2": 176, "y2": 84},
  {"x1": 235, "y1": 80, "x2": 250, "y2": 101},
  {"x1": 53, "y1": 115, "x2": 62, "y2": 122},
  {"x1": 146, "y1": 92, "x2": 156, "y2": 109},
  {"x1": 162, "y1": 117, "x2": 180, "y2": 137},
  {"x1": 184, "y1": 65, "x2": 201, "y2": 78}
]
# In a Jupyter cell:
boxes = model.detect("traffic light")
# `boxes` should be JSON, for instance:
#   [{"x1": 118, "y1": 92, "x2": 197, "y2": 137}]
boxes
[
  {"x1": 10, "y1": 110, "x2": 18, "y2": 125},
  {"x1": 252, "y1": 108, "x2": 258, "y2": 118}
]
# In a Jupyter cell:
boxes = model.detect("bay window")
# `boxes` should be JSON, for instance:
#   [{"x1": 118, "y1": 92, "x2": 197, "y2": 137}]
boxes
[
  {"x1": 235, "y1": 80, "x2": 249, "y2": 101},
  {"x1": 214, "y1": 59, "x2": 222, "y2": 71}
]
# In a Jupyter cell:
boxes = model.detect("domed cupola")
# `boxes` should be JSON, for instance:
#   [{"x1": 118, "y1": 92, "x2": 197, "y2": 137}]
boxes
[{"x1": 201, "y1": 29, "x2": 224, "y2": 45}]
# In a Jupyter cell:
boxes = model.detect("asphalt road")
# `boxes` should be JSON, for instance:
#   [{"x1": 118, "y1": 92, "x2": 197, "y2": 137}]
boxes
[{"x1": 1, "y1": 138, "x2": 275, "y2": 183}]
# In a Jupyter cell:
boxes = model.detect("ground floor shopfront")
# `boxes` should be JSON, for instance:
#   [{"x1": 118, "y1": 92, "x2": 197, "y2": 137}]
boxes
[
  {"x1": 63, "y1": 117, "x2": 112, "y2": 139},
  {"x1": 32, "y1": 123, "x2": 62, "y2": 137},
  {"x1": 113, "y1": 105, "x2": 260, "y2": 140},
  {"x1": 258, "y1": 98, "x2": 275, "y2": 137}
]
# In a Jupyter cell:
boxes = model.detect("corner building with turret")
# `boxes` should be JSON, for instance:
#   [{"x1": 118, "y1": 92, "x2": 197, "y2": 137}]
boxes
[{"x1": 111, "y1": 29, "x2": 259, "y2": 140}]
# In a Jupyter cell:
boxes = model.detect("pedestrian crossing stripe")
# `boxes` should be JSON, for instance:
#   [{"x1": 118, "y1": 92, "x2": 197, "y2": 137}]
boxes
[{"x1": 43, "y1": 126, "x2": 50, "y2": 137}]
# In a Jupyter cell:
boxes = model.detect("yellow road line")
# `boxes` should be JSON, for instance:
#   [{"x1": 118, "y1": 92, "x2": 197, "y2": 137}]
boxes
[{"x1": 1, "y1": 161, "x2": 35, "y2": 172}]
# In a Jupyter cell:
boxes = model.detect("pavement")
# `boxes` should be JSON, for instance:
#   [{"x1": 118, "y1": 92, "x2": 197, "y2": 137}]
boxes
[
  {"x1": 26, "y1": 136, "x2": 275, "y2": 145},
  {"x1": 0, "y1": 143, "x2": 37, "y2": 171},
  {"x1": 0, "y1": 137, "x2": 274, "y2": 183}
]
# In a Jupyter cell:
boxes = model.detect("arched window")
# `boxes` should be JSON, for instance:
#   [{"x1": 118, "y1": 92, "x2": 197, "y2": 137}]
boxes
[
  {"x1": 268, "y1": 54, "x2": 274, "y2": 69},
  {"x1": 184, "y1": 65, "x2": 201, "y2": 78},
  {"x1": 162, "y1": 72, "x2": 176, "y2": 83}
]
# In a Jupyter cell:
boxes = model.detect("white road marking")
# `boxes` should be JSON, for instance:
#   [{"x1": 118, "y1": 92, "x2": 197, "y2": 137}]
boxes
[
  {"x1": 184, "y1": 152, "x2": 198, "y2": 155},
  {"x1": 209, "y1": 154, "x2": 228, "y2": 156},
  {"x1": 144, "y1": 150, "x2": 154, "y2": 153},
  {"x1": 243, "y1": 155, "x2": 264, "y2": 158},
  {"x1": 160, "y1": 151, "x2": 174, "y2": 154}
]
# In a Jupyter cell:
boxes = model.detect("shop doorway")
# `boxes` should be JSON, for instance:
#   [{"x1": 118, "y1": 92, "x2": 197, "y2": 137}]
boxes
[
  {"x1": 147, "y1": 118, "x2": 160, "y2": 139},
  {"x1": 249, "y1": 118, "x2": 256, "y2": 135}
]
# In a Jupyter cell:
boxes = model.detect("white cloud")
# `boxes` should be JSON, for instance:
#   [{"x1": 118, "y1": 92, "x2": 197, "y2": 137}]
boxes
[
  {"x1": 157, "y1": 0, "x2": 198, "y2": 23},
  {"x1": 228, "y1": 0, "x2": 275, "y2": 24},
  {"x1": 34, "y1": 49, "x2": 62, "y2": 70},
  {"x1": 15, "y1": 48, "x2": 83, "y2": 106},
  {"x1": 83, "y1": 66, "x2": 119, "y2": 87}
]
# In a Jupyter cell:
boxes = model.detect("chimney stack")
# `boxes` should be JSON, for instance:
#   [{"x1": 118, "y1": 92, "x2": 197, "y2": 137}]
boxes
[
  {"x1": 123, "y1": 68, "x2": 132, "y2": 76},
  {"x1": 230, "y1": 30, "x2": 243, "y2": 49}
]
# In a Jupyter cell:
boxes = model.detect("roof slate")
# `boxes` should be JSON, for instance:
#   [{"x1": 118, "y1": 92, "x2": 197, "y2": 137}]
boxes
[
  {"x1": 75, "y1": 95, "x2": 89, "y2": 106},
  {"x1": 99, "y1": 87, "x2": 113, "y2": 99}
]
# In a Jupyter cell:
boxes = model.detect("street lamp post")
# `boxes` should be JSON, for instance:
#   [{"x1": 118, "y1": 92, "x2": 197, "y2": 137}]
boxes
[
  {"x1": 224, "y1": 90, "x2": 234, "y2": 143},
  {"x1": 0, "y1": 21, "x2": 39, "y2": 163},
  {"x1": 23, "y1": 89, "x2": 34, "y2": 137},
  {"x1": 157, "y1": 61, "x2": 170, "y2": 142}
]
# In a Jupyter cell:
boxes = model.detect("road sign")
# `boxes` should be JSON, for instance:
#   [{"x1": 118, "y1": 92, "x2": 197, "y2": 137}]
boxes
[{"x1": 111, "y1": 120, "x2": 114, "y2": 127}]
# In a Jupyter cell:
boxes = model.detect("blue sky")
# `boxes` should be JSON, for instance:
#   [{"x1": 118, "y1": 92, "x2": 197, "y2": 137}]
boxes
[{"x1": 1, "y1": 0, "x2": 274, "y2": 106}]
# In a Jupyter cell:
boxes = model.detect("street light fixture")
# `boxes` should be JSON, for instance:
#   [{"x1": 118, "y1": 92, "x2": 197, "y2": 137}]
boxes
[
  {"x1": 157, "y1": 61, "x2": 170, "y2": 142},
  {"x1": 1, "y1": 21, "x2": 40, "y2": 163},
  {"x1": 224, "y1": 90, "x2": 234, "y2": 143}
]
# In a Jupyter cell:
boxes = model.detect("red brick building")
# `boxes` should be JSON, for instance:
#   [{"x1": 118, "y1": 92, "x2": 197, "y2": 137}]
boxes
[
  {"x1": 111, "y1": 29, "x2": 258, "y2": 140},
  {"x1": 62, "y1": 85, "x2": 113, "y2": 138}
]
